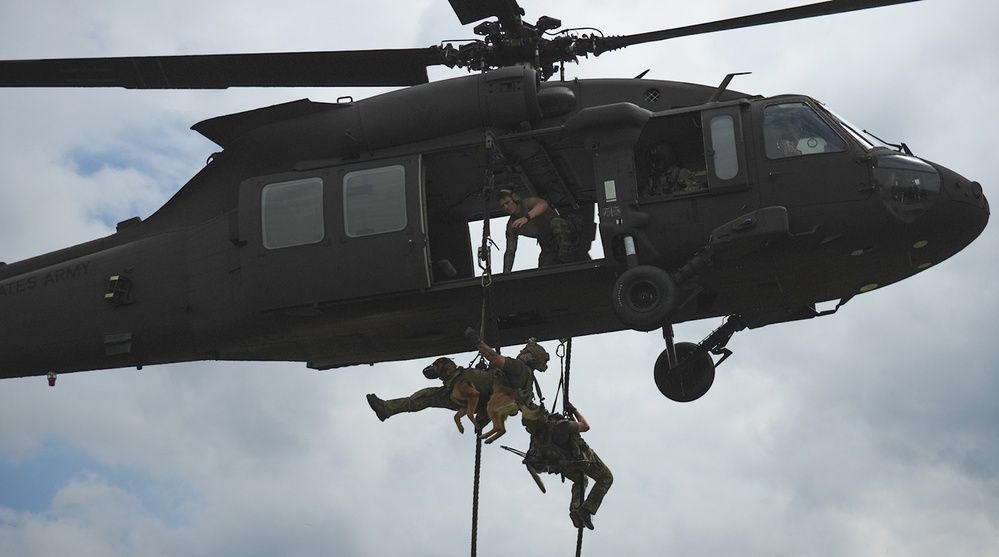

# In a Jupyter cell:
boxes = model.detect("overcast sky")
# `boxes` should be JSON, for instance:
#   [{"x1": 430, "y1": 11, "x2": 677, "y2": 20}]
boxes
[{"x1": 1, "y1": 1, "x2": 997, "y2": 555}]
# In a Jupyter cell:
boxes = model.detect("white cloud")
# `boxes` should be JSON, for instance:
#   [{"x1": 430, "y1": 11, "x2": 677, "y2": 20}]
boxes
[{"x1": 2, "y1": 1, "x2": 998, "y2": 555}]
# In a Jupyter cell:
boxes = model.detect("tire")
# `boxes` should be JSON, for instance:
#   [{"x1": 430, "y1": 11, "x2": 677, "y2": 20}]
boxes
[
  {"x1": 654, "y1": 342, "x2": 715, "y2": 402},
  {"x1": 611, "y1": 265, "x2": 678, "y2": 331}
]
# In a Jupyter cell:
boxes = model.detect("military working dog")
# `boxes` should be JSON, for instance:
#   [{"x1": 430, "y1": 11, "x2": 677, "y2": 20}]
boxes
[{"x1": 422, "y1": 357, "x2": 521, "y2": 444}]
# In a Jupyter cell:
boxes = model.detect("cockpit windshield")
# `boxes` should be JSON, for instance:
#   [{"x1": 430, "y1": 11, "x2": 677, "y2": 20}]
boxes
[
  {"x1": 763, "y1": 102, "x2": 847, "y2": 159},
  {"x1": 820, "y1": 106, "x2": 887, "y2": 150}
]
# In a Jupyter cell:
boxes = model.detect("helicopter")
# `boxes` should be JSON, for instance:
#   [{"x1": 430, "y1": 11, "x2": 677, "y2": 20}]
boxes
[{"x1": 0, "y1": 0, "x2": 988, "y2": 403}]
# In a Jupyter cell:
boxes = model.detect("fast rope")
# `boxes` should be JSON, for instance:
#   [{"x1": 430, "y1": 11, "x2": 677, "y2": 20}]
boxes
[
  {"x1": 546, "y1": 338, "x2": 587, "y2": 556},
  {"x1": 470, "y1": 131, "x2": 501, "y2": 557},
  {"x1": 470, "y1": 434, "x2": 483, "y2": 557},
  {"x1": 469, "y1": 135, "x2": 583, "y2": 556},
  {"x1": 553, "y1": 338, "x2": 574, "y2": 417},
  {"x1": 559, "y1": 337, "x2": 586, "y2": 557}
]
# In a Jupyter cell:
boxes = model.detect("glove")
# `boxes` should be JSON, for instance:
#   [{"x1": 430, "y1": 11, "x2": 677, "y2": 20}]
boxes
[{"x1": 464, "y1": 326, "x2": 480, "y2": 345}]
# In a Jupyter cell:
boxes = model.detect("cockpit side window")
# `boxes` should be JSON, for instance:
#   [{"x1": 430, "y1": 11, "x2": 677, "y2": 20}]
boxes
[{"x1": 764, "y1": 102, "x2": 847, "y2": 159}]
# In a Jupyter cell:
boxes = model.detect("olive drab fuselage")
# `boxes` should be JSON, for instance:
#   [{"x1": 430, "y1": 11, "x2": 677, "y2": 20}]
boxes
[{"x1": 0, "y1": 67, "x2": 989, "y2": 387}]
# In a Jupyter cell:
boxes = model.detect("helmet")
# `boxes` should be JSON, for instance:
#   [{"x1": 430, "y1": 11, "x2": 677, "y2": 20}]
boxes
[{"x1": 520, "y1": 338, "x2": 549, "y2": 371}]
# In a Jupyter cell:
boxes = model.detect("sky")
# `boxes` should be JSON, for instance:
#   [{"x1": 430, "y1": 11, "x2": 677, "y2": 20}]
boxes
[{"x1": 1, "y1": 1, "x2": 997, "y2": 555}]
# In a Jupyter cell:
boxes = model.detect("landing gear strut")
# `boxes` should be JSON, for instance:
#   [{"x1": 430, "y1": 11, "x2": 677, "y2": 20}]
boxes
[
  {"x1": 611, "y1": 208, "x2": 789, "y2": 402},
  {"x1": 654, "y1": 315, "x2": 746, "y2": 402}
]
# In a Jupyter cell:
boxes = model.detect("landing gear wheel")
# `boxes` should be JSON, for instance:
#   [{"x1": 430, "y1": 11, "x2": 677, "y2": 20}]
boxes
[
  {"x1": 654, "y1": 342, "x2": 715, "y2": 402},
  {"x1": 611, "y1": 265, "x2": 677, "y2": 332}
]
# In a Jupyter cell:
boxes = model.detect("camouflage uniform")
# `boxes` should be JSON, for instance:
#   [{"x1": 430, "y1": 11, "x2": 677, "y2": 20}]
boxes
[
  {"x1": 504, "y1": 196, "x2": 574, "y2": 272},
  {"x1": 379, "y1": 386, "x2": 458, "y2": 417},
  {"x1": 646, "y1": 142, "x2": 702, "y2": 196},
  {"x1": 498, "y1": 356, "x2": 536, "y2": 406},
  {"x1": 653, "y1": 166, "x2": 701, "y2": 195},
  {"x1": 522, "y1": 409, "x2": 613, "y2": 517},
  {"x1": 376, "y1": 366, "x2": 496, "y2": 419}
]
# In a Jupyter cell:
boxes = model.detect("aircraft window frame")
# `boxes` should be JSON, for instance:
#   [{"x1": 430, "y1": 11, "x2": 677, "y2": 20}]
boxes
[
  {"x1": 709, "y1": 114, "x2": 739, "y2": 180},
  {"x1": 700, "y1": 105, "x2": 749, "y2": 193},
  {"x1": 261, "y1": 177, "x2": 325, "y2": 250},
  {"x1": 343, "y1": 165, "x2": 408, "y2": 238},
  {"x1": 763, "y1": 102, "x2": 847, "y2": 160},
  {"x1": 874, "y1": 154, "x2": 941, "y2": 223},
  {"x1": 636, "y1": 112, "x2": 709, "y2": 200}
]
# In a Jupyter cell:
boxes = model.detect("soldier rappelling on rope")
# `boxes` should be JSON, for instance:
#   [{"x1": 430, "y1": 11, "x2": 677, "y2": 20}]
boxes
[
  {"x1": 468, "y1": 328, "x2": 548, "y2": 405},
  {"x1": 364, "y1": 333, "x2": 547, "y2": 433},
  {"x1": 520, "y1": 403, "x2": 613, "y2": 530}
]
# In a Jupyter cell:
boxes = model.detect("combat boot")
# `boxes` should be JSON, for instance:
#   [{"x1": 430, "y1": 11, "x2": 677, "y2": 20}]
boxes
[
  {"x1": 571, "y1": 508, "x2": 594, "y2": 530},
  {"x1": 366, "y1": 394, "x2": 390, "y2": 422}
]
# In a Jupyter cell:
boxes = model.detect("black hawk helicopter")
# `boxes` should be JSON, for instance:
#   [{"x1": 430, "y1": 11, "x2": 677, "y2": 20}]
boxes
[{"x1": 0, "y1": 0, "x2": 989, "y2": 402}]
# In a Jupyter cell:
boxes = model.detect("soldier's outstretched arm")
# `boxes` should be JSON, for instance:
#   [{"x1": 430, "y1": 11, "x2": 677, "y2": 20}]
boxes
[
  {"x1": 475, "y1": 340, "x2": 507, "y2": 369},
  {"x1": 570, "y1": 406, "x2": 591, "y2": 433}
]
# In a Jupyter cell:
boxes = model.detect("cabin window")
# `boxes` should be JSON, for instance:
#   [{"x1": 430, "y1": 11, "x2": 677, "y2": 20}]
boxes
[
  {"x1": 709, "y1": 115, "x2": 739, "y2": 180},
  {"x1": 343, "y1": 165, "x2": 407, "y2": 237},
  {"x1": 261, "y1": 177, "x2": 324, "y2": 249},
  {"x1": 763, "y1": 102, "x2": 847, "y2": 159},
  {"x1": 636, "y1": 113, "x2": 707, "y2": 198}
]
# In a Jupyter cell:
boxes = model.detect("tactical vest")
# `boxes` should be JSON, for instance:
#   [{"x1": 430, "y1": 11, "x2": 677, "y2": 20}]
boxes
[{"x1": 525, "y1": 419, "x2": 586, "y2": 472}]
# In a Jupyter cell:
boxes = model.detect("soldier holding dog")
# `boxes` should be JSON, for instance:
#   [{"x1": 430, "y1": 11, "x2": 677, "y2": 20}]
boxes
[
  {"x1": 470, "y1": 333, "x2": 548, "y2": 405},
  {"x1": 367, "y1": 334, "x2": 613, "y2": 530},
  {"x1": 365, "y1": 336, "x2": 549, "y2": 422},
  {"x1": 365, "y1": 360, "x2": 479, "y2": 422}
]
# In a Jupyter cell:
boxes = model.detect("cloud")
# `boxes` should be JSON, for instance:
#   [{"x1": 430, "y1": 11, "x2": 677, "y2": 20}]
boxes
[{"x1": 2, "y1": 1, "x2": 998, "y2": 556}]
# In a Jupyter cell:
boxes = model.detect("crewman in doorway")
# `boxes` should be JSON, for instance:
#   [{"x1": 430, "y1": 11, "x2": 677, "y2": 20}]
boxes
[{"x1": 498, "y1": 189, "x2": 574, "y2": 272}]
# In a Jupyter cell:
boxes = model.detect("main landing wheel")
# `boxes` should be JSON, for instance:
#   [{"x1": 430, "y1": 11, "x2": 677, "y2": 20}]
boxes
[
  {"x1": 611, "y1": 265, "x2": 678, "y2": 332},
  {"x1": 654, "y1": 342, "x2": 715, "y2": 402}
]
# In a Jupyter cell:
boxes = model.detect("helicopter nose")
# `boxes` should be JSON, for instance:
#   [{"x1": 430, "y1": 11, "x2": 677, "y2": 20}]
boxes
[
  {"x1": 872, "y1": 154, "x2": 988, "y2": 271},
  {"x1": 924, "y1": 163, "x2": 989, "y2": 264},
  {"x1": 938, "y1": 164, "x2": 989, "y2": 236},
  {"x1": 940, "y1": 167, "x2": 989, "y2": 214}
]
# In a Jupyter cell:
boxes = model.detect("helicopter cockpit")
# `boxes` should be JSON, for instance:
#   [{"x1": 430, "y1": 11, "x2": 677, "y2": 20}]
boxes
[
  {"x1": 763, "y1": 102, "x2": 848, "y2": 158},
  {"x1": 818, "y1": 106, "x2": 944, "y2": 223}
]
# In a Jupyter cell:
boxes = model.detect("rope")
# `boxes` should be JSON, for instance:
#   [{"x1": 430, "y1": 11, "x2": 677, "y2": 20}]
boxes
[
  {"x1": 562, "y1": 338, "x2": 573, "y2": 418},
  {"x1": 468, "y1": 135, "x2": 586, "y2": 557},
  {"x1": 470, "y1": 131, "x2": 499, "y2": 557},
  {"x1": 552, "y1": 338, "x2": 573, "y2": 416},
  {"x1": 470, "y1": 434, "x2": 483, "y2": 557},
  {"x1": 565, "y1": 336, "x2": 584, "y2": 556},
  {"x1": 558, "y1": 338, "x2": 586, "y2": 553}
]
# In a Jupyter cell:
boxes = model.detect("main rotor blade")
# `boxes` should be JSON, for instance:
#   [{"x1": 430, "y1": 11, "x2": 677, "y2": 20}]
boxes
[
  {"x1": 0, "y1": 48, "x2": 441, "y2": 89},
  {"x1": 448, "y1": 0, "x2": 523, "y2": 26},
  {"x1": 595, "y1": 0, "x2": 922, "y2": 54}
]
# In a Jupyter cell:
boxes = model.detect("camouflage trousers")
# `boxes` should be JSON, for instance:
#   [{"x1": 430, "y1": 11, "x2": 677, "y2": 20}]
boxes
[
  {"x1": 562, "y1": 450, "x2": 613, "y2": 515},
  {"x1": 382, "y1": 386, "x2": 462, "y2": 417},
  {"x1": 538, "y1": 217, "x2": 575, "y2": 267}
]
